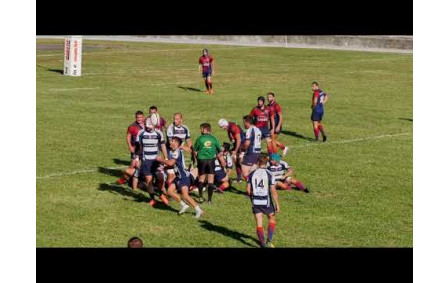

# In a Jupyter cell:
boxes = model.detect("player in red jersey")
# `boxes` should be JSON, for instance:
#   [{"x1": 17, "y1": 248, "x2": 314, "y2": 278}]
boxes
[
  {"x1": 198, "y1": 49, "x2": 214, "y2": 94},
  {"x1": 116, "y1": 110, "x2": 145, "y2": 185},
  {"x1": 148, "y1": 105, "x2": 167, "y2": 132},
  {"x1": 249, "y1": 96, "x2": 275, "y2": 154},
  {"x1": 266, "y1": 92, "x2": 289, "y2": 156},
  {"x1": 311, "y1": 82, "x2": 329, "y2": 142},
  {"x1": 218, "y1": 118, "x2": 245, "y2": 182}
]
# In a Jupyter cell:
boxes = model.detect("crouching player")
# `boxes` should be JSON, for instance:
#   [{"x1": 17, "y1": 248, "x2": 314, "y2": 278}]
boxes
[
  {"x1": 247, "y1": 153, "x2": 280, "y2": 248},
  {"x1": 214, "y1": 143, "x2": 234, "y2": 193},
  {"x1": 267, "y1": 154, "x2": 310, "y2": 193},
  {"x1": 156, "y1": 137, "x2": 204, "y2": 218}
]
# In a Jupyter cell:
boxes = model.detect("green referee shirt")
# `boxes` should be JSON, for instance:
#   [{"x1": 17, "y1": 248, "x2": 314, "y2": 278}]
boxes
[{"x1": 193, "y1": 133, "x2": 222, "y2": 160}]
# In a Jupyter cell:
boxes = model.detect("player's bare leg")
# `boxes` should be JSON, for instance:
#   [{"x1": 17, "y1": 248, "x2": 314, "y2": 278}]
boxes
[
  {"x1": 207, "y1": 76, "x2": 213, "y2": 94},
  {"x1": 166, "y1": 183, "x2": 190, "y2": 214},
  {"x1": 116, "y1": 165, "x2": 135, "y2": 185},
  {"x1": 156, "y1": 172, "x2": 170, "y2": 205},
  {"x1": 287, "y1": 177, "x2": 310, "y2": 193},
  {"x1": 275, "y1": 181, "x2": 292, "y2": 190},
  {"x1": 265, "y1": 138, "x2": 275, "y2": 154},
  {"x1": 313, "y1": 121, "x2": 320, "y2": 141},
  {"x1": 266, "y1": 214, "x2": 276, "y2": 248},
  {"x1": 180, "y1": 187, "x2": 203, "y2": 218},
  {"x1": 145, "y1": 176, "x2": 157, "y2": 207},
  {"x1": 254, "y1": 213, "x2": 266, "y2": 247}
]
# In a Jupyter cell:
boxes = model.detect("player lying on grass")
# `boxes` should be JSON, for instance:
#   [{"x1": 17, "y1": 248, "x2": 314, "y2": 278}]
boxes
[
  {"x1": 311, "y1": 81, "x2": 328, "y2": 142},
  {"x1": 249, "y1": 96, "x2": 275, "y2": 154},
  {"x1": 247, "y1": 153, "x2": 279, "y2": 248},
  {"x1": 266, "y1": 92, "x2": 289, "y2": 156},
  {"x1": 214, "y1": 143, "x2": 234, "y2": 193},
  {"x1": 241, "y1": 115, "x2": 262, "y2": 181},
  {"x1": 156, "y1": 137, "x2": 204, "y2": 218},
  {"x1": 267, "y1": 154, "x2": 310, "y2": 193},
  {"x1": 134, "y1": 117, "x2": 170, "y2": 207},
  {"x1": 198, "y1": 48, "x2": 214, "y2": 94},
  {"x1": 218, "y1": 118, "x2": 245, "y2": 182}
]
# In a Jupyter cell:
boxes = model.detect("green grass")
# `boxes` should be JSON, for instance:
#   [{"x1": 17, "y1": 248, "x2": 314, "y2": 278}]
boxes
[{"x1": 36, "y1": 39, "x2": 413, "y2": 247}]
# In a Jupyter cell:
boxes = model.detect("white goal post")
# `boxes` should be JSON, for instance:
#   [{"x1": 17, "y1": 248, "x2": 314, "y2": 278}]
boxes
[{"x1": 63, "y1": 36, "x2": 83, "y2": 76}]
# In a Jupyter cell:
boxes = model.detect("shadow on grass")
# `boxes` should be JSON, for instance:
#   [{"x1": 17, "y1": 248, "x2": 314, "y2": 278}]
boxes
[
  {"x1": 227, "y1": 185, "x2": 247, "y2": 196},
  {"x1": 113, "y1": 158, "x2": 130, "y2": 166},
  {"x1": 198, "y1": 220, "x2": 259, "y2": 248},
  {"x1": 398, "y1": 118, "x2": 413, "y2": 122},
  {"x1": 98, "y1": 167, "x2": 123, "y2": 178},
  {"x1": 281, "y1": 130, "x2": 315, "y2": 141},
  {"x1": 37, "y1": 64, "x2": 63, "y2": 75},
  {"x1": 177, "y1": 86, "x2": 202, "y2": 92}
]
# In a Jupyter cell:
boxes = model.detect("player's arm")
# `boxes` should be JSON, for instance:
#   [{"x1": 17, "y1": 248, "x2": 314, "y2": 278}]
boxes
[
  {"x1": 182, "y1": 138, "x2": 193, "y2": 152},
  {"x1": 134, "y1": 139, "x2": 143, "y2": 168},
  {"x1": 156, "y1": 155, "x2": 176, "y2": 167},
  {"x1": 270, "y1": 112, "x2": 276, "y2": 135},
  {"x1": 210, "y1": 58, "x2": 215, "y2": 75},
  {"x1": 323, "y1": 93, "x2": 329, "y2": 104},
  {"x1": 277, "y1": 106, "x2": 283, "y2": 131},
  {"x1": 270, "y1": 184, "x2": 280, "y2": 213},
  {"x1": 232, "y1": 134, "x2": 242, "y2": 155},
  {"x1": 126, "y1": 131, "x2": 134, "y2": 153},
  {"x1": 242, "y1": 139, "x2": 250, "y2": 151},
  {"x1": 246, "y1": 182, "x2": 252, "y2": 196},
  {"x1": 218, "y1": 154, "x2": 226, "y2": 170},
  {"x1": 160, "y1": 143, "x2": 168, "y2": 160},
  {"x1": 284, "y1": 168, "x2": 293, "y2": 178}
]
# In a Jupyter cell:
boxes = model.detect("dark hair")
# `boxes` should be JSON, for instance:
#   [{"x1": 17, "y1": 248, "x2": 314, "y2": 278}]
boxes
[
  {"x1": 172, "y1": 137, "x2": 182, "y2": 145},
  {"x1": 312, "y1": 81, "x2": 319, "y2": 86},
  {"x1": 135, "y1": 111, "x2": 144, "y2": 116},
  {"x1": 258, "y1": 153, "x2": 269, "y2": 165},
  {"x1": 203, "y1": 48, "x2": 209, "y2": 53},
  {"x1": 257, "y1": 96, "x2": 265, "y2": 102},
  {"x1": 149, "y1": 106, "x2": 157, "y2": 111},
  {"x1": 222, "y1": 142, "x2": 231, "y2": 152},
  {"x1": 267, "y1": 92, "x2": 275, "y2": 97},
  {"x1": 128, "y1": 237, "x2": 143, "y2": 248},
  {"x1": 200, "y1": 123, "x2": 212, "y2": 132},
  {"x1": 243, "y1": 115, "x2": 253, "y2": 124}
]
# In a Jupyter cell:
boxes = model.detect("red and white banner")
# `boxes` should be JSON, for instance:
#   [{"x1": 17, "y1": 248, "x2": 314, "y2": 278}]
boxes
[{"x1": 63, "y1": 36, "x2": 82, "y2": 76}]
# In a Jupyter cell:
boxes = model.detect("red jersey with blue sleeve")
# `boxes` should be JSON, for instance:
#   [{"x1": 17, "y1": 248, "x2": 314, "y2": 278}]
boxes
[
  {"x1": 249, "y1": 106, "x2": 270, "y2": 129},
  {"x1": 199, "y1": 55, "x2": 213, "y2": 72},
  {"x1": 227, "y1": 122, "x2": 246, "y2": 143},
  {"x1": 313, "y1": 89, "x2": 327, "y2": 112},
  {"x1": 268, "y1": 102, "x2": 282, "y2": 127},
  {"x1": 127, "y1": 121, "x2": 144, "y2": 146}
]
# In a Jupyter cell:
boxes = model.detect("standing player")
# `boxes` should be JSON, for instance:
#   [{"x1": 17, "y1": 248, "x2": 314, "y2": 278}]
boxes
[
  {"x1": 116, "y1": 110, "x2": 145, "y2": 185},
  {"x1": 247, "y1": 153, "x2": 280, "y2": 248},
  {"x1": 266, "y1": 92, "x2": 289, "y2": 156},
  {"x1": 156, "y1": 137, "x2": 203, "y2": 218},
  {"x1": 218, "y1": 118, "x2": 245, "y2": 182},
  {"x1": 198, "y1": 48, "x2": 214, "y2": 94},
  {"x1": 134, "y1": 118, "x2": 169, "y2": 207},
  {"x1": 193, "y1": 123, "x2": 223, "y2": 204},
  {"x1": 267, "y1": 154, "x2": 310, "y2": 193},
  {"x1": 241, "y1": 115, "x2": 262, "y2": 181},
  {"x1": 249, "y1": 96, "x2": 274, "y2": 154},
  {"x1": 311, "y1": 82, "x2": 329, "y2": 142},
  {"x1": 148, "y1": 105, "x2": 167, "y2": 132}
]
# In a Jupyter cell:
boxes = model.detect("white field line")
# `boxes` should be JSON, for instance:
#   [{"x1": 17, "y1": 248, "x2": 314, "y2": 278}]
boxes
[
  {"x1": 48, "y1": 87, "x2": 100, "y2": 92},
  {"x1": 36, "y1": 165, "x2": 127, "y2": 180},
  {"x1": 288, "y1": 132, "x2": 412, "y2": 148},
  {"x1": 36, "y1": 132, "x2": 412, "y2": 180}
]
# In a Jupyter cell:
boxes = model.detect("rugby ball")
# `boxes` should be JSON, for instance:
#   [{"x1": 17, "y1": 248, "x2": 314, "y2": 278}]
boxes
[{"x1": 150, "y1": 113, "x2": 160, "y2": 127}]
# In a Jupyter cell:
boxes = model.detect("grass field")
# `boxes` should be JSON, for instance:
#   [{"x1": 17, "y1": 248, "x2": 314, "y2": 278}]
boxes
[{"x1": 36, "y1": 38, "x2": 413, "y2": 247}]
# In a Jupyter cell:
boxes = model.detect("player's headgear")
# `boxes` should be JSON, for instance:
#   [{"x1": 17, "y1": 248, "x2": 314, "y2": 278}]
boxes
[
  {"x1": 269, "y1": 153, "x2": 281, "y2": 162},
  {"x1": 257, "y1": 96, "x2": 265, "y2": 102},
  {"x1": 218, "y1": 118, "x2": 229, "y2": 128}
]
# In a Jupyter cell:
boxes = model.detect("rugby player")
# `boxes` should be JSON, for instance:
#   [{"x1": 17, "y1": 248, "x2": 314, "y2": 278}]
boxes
[
  {"x1": 249, "y1": 96, "x2": 274, "y2": 154},
  {"x1": 198, "y1": 48, "x2": 214, "y2": 94},
  {"x1": 218, "y1": 118, "x2": 245, "y2": 182},
  {"x1": 267, "y1": 154, "x2": 310, "y2": 193},
  {"x1": 214, "y1": 143, "x2": 234, "y2": 193},
  {"x1": 134, "y1": 117, "x2": 170, "y2": 207},
  {"x1": 311, "y1": 82, "x2": 329, "y2": 142},
  {"x1": 246, "y1": 153, "x2": 280, "y2": 248},
  {"x1": 266, "y1": 92, "x2": 289, "y2": 156},
  {"x1": 156, "y1": 137, "x2": 203, "y2": 218},
  {"x1": 193, "y1": 123, "x2": 223, "y2": 204},
  {"x1": 241, "y1": 115, "x2": 262, "y2": 181},
  {"x1": 148, "y1": 105, "x2": 167, "y2": 132}
]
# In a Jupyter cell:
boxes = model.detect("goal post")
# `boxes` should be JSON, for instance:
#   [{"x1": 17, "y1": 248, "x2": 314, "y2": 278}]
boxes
[{"x1": 63, "y1": 36, "x2": 83, "y2": 76}]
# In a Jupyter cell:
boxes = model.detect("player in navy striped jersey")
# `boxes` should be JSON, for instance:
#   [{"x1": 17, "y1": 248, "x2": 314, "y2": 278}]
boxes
[
  {"x1": 156, "y1": 137, "x2": 203, "y2": 218},
  {"x1": 134, "y1": 118, "x2": 169, "y2": 207},
  {"x1": 267, "y1": 154, "x2": 310, "y2": 193},
  {"x1": 247, "y1": 153, "x2": 279, "y2": 248},
  {"x1": 241, "y1": 115, "x2": 263, "y2": 181}
]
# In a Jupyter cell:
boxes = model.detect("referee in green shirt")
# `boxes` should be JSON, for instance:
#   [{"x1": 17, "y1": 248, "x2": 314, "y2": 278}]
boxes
[{"x1": 193, "y1": 123, "x2": 223, "y2": 204}]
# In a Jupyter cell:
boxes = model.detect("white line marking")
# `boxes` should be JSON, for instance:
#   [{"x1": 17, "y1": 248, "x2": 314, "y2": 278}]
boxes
[
  {"x1": 48, "y1": 87, "x2": 100, "y2": 92},
  {"x1": 36, "y1": 166, "x2": 127, "y2": 179},
  {"x1": 36, "y1": 132, "x2": 412, "y2": 180},
  {"x1": 289, "y1": 132, "x2": 412, "y2": 148}
]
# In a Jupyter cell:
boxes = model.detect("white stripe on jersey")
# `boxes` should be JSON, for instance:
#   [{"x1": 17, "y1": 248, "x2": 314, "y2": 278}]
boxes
[
  {"x1": 136, "y1": 129, "x2": 165, "y2": 160},
  {"x1": 267, "y1": 161, "x2": 290, "y2": 182},
  {"x1": 167, "y1": 124, "x2": 191, "y2": 142},
  {"x1": 245, "y1": 126, "x2": 262, "y2": 153}
]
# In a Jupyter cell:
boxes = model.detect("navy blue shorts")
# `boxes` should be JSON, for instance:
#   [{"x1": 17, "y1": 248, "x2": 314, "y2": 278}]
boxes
[
  {"x1": 311, "y1": 110, "x2": 324, "y2": 121},
  {"x1": 259, "y1": 126, "x2": 271, "y2": 139},
  {"x1": 252, "y1": 204, "x2": 275, "y2": 215},
  {"x1": 202, "y1": 69, "x2": 212, "y2": 78},
  {"x1": 214, "y1": 170, "x2": 226, "y2": 183},
  {"x1": 141, "y1": 160, "x2": 159, "y2": 177},
  {"x1": 242, "y1": 153, "x2": 259, "y2": 166},
  {"x1": 175, "y1": 176, "x2": 191, "y2": 192}
]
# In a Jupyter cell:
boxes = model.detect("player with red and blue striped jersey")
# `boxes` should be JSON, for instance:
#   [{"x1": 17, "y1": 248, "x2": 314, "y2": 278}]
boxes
[
  {"x1": 198, "y1": 49, "x2": 214, "y2": 94},
  {"x1": 249, "y1": 96, "x2": 275, "y2": 154},
  {"x1": 311, "y1": 82, "x2": 329, "y2": 142},
  {"x1": 267, "y1": 92, "x2": 289, "y2": 156}
]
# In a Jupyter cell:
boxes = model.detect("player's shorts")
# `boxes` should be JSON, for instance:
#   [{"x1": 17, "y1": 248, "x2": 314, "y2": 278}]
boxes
[
  {"x1": 214, "y1": 170, "x2": 226, "y2": 183},
  {"x1": 202, "y1": 69, "x2": 212, "y2": 78},
  {"x1": 276, "y1": 177, "x2": 291, "y2": 184},
  {"x1": 259, "y1": 126, "x2": 271, "y2": 139},
  {"x1": 175, "y1": 176, "x2": 191, "y2": 192},
  {"x1": 198, "y1": 159, "x2": 215, "y2": 175},
  {"x1": 252, "y1": 198, "x2": 275, "y2": 215},
  {"x1": 311, "y1": 110, "x2": 324, "y2": 121},
  {"x1": 141, "y1": 160, "x2": 160, "y2": 177},
  {"x1": 242, "y1": 152, "x2": 260, "y2": 166}
]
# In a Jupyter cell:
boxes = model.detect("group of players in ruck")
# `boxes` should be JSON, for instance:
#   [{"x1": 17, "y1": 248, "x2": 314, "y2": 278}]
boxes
[{"x1": 116, "y1": 49, "x2": 329, "y2": 248}]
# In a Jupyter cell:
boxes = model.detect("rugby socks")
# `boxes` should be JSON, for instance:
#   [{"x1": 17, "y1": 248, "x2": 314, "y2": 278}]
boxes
[
  {"x1": 267, "y1": 222, "x2": 275, "y2": 241},
  {"x1": 116, "y1": 178, "x2": 126, "y2": 185},
  {"x1": 198, "y1": 182, "x2": 204, "y2": 199},
  {"x1": 318, "y1": 125, "x2": 326, "y2": 136},
  {"x1": 218, "y1": 184, "x2": 228, "y2": 191},
  {"x1": 207, "y1": 184, "x2": 215, "y2": 202},
  {"x1": 256, "y1": 227, "x2": 265, "y2": 247},
  {"x1": 209, "y1": 80, "x2": 213, "y2": 90},
  {"x1": 277, "y1": 142, "x2": 286, "y2": 150},
  {"x1": 267, "y1": 142, "x2": 275, "y2": 154},
  {"x1": 314, "y1": 128, "x2": 320, "y2": 140},
  {"x1": 295, "y1": 180, "x2": 305, "y2": 191}
]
